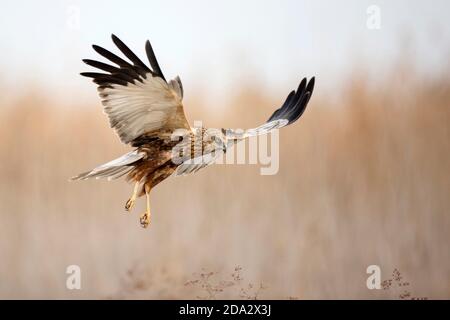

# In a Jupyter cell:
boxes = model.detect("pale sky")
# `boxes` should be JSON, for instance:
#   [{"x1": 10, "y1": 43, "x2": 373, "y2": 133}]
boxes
[{"x1": 0, "y1": 0, "x2": 449, "y2": 101}]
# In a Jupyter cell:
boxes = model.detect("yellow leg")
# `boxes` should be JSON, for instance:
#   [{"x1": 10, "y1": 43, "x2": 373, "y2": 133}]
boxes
[
  {"x1": 125, "y1": 182, "x2": 139, "y2": 212},
  {"x1": 139, "y1": 185, "x2": 151, "y2": 228}
]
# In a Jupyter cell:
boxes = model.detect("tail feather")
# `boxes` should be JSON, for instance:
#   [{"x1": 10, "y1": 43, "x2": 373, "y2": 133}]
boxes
[
  {"x1": 70, "y1": 150, "x2": 143, "y2": 181},
  {"x1": 107, "y1": 166, "x2": 134, "y2": 180}
]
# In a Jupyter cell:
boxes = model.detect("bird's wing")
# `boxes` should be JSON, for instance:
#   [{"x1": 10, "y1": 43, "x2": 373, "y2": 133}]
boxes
[
  {"x1": 174, "y1": 77, "x2": 315, "y2": 176},
  {"x1": 224, "y1": 77, "x2": 315, "y2": 140},
  {"x1": 175, "y1": 150, "x2": 224, "y2": 176},
  {"x1": 81, "y1": 34, "x2": 190, "y2": 145},
  {"x1": 70, "y1": 150, "x2": 144, "y2": 181}
]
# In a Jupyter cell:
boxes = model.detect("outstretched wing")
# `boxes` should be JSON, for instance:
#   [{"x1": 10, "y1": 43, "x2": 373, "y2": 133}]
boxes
[
  {"x1": 81, "y1": 34, "x2": 190, "y2": 145},
  {"x1": 224, "y1": 77, "x2": 315, "y2": 140},
  {"x1": 175, "y1": 77, "x2": 315, "y2": 176}
]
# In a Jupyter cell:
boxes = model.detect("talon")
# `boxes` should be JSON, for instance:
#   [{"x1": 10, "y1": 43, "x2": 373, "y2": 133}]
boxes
[
  {"x1": 125, "y1": 198, "x2": 135, "y2": 211},
  {"x1": 125, "y1": 182, "x2": 139, "y2": 212},
  {"x1": 139, "y1": 184, "x2": 152, "y2": 228},
  {"x1": 140, "y1": 212, "x2": 150, "y2": 228}
]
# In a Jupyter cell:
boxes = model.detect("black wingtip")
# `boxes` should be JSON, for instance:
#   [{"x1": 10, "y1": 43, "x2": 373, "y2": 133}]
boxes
[
  {"x1": 84, "y1": 36, "x2": 167, "y2": 87},
  {"x1": 111, "y1": 34, "x2": 122, "y2": 47},
  {"x1": 299, "y1": 77, "x2": 307, "y2": 89},
  {"x1": 92, "y1": 44, "x2": 102, "y2": 54},
  {"x1": 80, "y1": 72, "x2": 107, "y2": 78},
  {"x1": 81, "y1": 59, "x2": 92, "y2": 65},
  {"x1": 111, "y1": 34, "x2": 119, "y2": 46},
  {"x1": 266, "y1": 76, "x2": 316, "y2": 125},
  {"x1": 111, "y1": 34, "x2": 151, "y2": 76},
  {"x1": 145, "y1": 40, "x2": 166, "y2": 81},
  {"x1": 307, "y1": 77, "x2": 315, "y2": 93}
]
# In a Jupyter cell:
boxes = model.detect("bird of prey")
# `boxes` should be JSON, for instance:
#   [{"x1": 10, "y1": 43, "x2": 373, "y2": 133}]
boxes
[{"x1": 71, "y1": 34, "x2": 315, "y2": 228}]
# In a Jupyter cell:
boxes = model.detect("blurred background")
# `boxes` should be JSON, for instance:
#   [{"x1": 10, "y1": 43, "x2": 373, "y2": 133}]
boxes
[{"x1": 0, "y1": 0, "x2": 449, "y2": 299}]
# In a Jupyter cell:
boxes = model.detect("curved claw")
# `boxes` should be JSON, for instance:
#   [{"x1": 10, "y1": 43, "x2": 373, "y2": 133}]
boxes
[
  {"x1": 125, "y1": 198, "x2": 135, "y2": 211},
  {"x1": 139, "y1": 212, "x2": 150, "y2": 228},
  {"x1": 125, "y1": 182, "x2": 140, "y2": 212}
]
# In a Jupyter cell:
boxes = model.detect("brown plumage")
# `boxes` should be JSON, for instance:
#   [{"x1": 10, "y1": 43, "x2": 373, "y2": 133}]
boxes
[{"x1": 71, "y1": 35, "x2": 315, "y2": 228}]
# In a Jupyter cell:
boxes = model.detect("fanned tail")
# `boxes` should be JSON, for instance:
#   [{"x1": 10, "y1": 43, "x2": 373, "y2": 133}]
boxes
[{"x1": 70, "y1": 150, "x2": 144, "y2": 181}]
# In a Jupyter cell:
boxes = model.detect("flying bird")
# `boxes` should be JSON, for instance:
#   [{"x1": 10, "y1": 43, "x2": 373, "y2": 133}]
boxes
[{"x1": 71, "y1": 35, "x2": 315, "y2": 228}]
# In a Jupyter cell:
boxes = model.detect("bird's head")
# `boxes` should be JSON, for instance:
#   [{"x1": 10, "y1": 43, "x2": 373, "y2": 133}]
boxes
[{"x1": 203, "y1": 128, "x2": 227, "y2": 153}]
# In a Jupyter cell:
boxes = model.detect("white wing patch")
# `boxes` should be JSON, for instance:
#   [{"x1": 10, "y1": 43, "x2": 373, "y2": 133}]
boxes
[
  {"x1": 100, "y1": 76, "x2": 185, "y2": 144},
  {"x1": 224, "y1": 119, "x2": 288, "y2": 140},
  {"x1": 243, "y1": 119, "x2": 289, "y2": 138}
]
